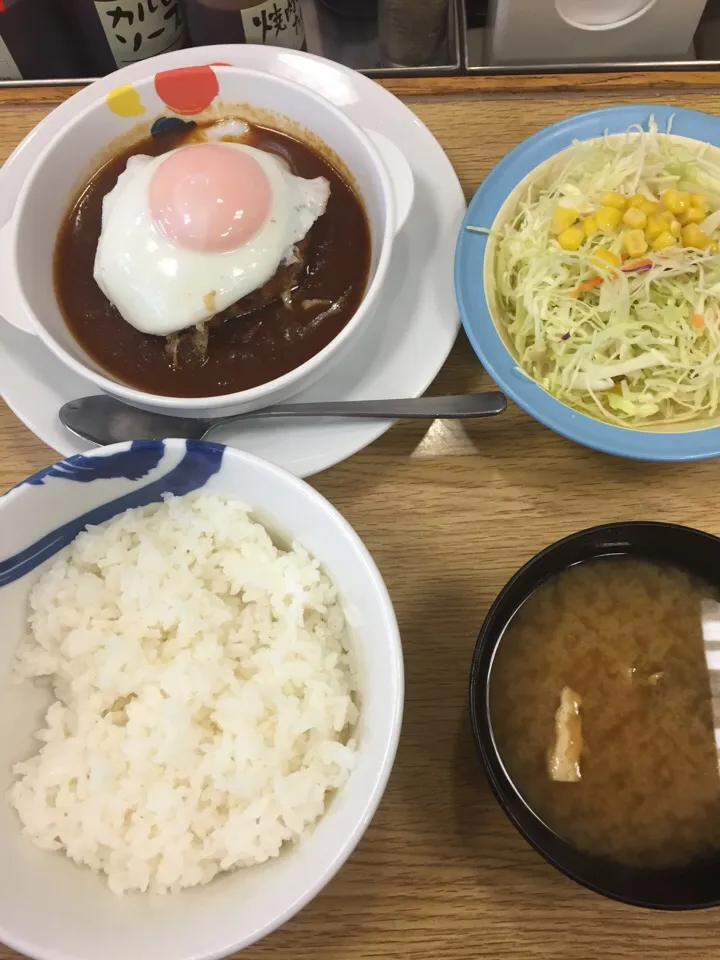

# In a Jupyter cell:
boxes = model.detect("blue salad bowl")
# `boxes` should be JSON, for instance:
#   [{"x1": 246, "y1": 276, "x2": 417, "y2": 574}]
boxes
[{"x1": 455, "y1": 104, "x2": 720, "y2": 462}]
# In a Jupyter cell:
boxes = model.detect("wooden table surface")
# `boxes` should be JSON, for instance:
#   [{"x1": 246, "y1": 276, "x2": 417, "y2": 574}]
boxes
[{"x1": 4, "y1": 71, "x2": 720, "y2": 960}]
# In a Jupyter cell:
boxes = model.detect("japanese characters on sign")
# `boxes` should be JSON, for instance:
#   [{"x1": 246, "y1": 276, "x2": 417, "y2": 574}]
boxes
[
  {"x1": 242, "y1": 0, "x2": 305, "y2": 50},
  {"x1": 93, "y1": 0, "x2": 187, "y2": 67}
]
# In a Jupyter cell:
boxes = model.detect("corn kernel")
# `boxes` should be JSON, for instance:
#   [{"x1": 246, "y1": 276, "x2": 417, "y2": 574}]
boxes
[
  {"x1": 591, "y1": 248, "x2": 620, "y2": 270},
  {"x1": 623, "y1": 207, "x2": 647, "y2": 230},
  {"x1": 642, "y1": 198, "x2": 660, "y2": 216},
  {"x1": 668, "y1": 219, "x2": 682, "y2": 238},
  {"x1": 551, "y1": 206, "x2": 579, "y2": 235},
  {"x1": 645, "y1": 215, "x2": 667, "y2": 241},
  {"x1": 708, "y1": 241, "x2": 719, "y2": 255},
  {"x1": 557, "y1": 225, "x2": 585, "y2": 251},
  {"x1": 652, "y1": 230, "x2": 676, "y2": 252},
  {"x1": 582, "y1": 214, "x2": 598, "y2": 238},
  {"x1": 596, "y1": 206, "x2": 622, "y2": 234},
  {"x1": 662, "y1": 189, "x2": 691, "y2": 216},
  {"x1": 682, "y1": 223, "x2": 710, "y2": 249},
  {"x1": 691, "y1": 193, "x2": 710, "y2": 211},
  {"x1": 623, "y1": 229, "x2": 648, "y2": 258},
  {"x1": 602, "y1": 192, "x2": 628, "y2": 211},
  {"x1": 682, "y1": 207, "x2": 706, "y2": 225},
  {"x1": 628, "y1": 194, "x2": 658, "y2": 216}
]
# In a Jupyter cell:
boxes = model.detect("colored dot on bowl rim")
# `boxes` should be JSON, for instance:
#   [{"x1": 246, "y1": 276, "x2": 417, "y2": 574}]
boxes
[
  {"x1": 150, "y1": 116, "x2": 197, "y2": 138},
  {"x1": 154, "y1": 65, "x2": 220, "y2": 117},
  {"x1": 106, "y1": 84, "x2": 146, "y2": 118}
]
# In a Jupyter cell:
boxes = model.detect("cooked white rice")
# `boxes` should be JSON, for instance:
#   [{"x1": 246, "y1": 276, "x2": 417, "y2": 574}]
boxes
[{"x1": 9, "y1": 494, "x2": 358, "y2": 895}]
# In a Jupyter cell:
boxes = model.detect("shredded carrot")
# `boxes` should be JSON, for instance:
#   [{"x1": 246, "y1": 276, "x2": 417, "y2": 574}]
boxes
[
  {"x1": 691, "y1": 313, "x2": 705, "y2": 329},
  {"x1": 570, "y1": 276, "x2": 603, "y2": 297},
  {"x1": 622, "y1": 258, "x2": 653, "y2": 273},
  {"x1": 570, "y1": 257, "x2": 653, "y2": 296}
]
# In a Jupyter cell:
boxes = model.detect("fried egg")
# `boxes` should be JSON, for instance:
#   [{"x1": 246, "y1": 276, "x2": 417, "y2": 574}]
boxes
[{"x1": 93, "y1": 141, "x2": 330, "y2": 337}]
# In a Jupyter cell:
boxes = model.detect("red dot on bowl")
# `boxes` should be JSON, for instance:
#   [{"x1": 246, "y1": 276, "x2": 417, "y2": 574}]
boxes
[{"x1": 154, "y1": 66, "x2": 219, "y2": 116}]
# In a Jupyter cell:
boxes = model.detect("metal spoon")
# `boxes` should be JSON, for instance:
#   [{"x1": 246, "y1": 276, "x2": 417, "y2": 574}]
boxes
[{"x1": 59, "y1": 392, "x2": 507, "y2": 446}]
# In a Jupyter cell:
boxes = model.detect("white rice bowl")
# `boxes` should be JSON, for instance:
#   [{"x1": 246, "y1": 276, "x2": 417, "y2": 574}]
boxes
[
  {"x1": 0, "y1": 440, "x2": 402, "y2": 960},
  {"x1": 10, "y1": 494, "x2": 359, "y2": 895}
]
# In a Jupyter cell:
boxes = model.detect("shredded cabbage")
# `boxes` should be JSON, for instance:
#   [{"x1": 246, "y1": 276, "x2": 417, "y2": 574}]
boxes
[{"x1": 484, "y1": 117, "x2": 720, "y2": 427}]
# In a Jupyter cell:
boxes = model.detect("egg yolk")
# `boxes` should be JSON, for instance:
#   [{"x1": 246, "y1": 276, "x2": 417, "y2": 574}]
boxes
[{"x1": 149, "y1": 143, "x2": 272, "y2": 254}]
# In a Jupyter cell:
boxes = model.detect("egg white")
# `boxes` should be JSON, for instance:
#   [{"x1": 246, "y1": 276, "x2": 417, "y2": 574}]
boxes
[{"x1": 93, "y1": 143, "x2": 330, "y2": 337}]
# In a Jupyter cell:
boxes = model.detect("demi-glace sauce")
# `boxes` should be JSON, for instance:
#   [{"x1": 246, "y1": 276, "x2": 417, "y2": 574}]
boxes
[{"x1": 53, "y1": 123, "x2": 372, "y2": 398}]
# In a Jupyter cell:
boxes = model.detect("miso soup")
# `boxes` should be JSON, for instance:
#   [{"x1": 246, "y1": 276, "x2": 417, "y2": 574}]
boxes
[{"x1": 490, "y1": 558, "x2": 720, "y2": 868}]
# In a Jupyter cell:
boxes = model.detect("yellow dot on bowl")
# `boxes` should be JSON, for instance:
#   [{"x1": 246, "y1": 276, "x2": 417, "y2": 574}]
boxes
[{"x1": 106, "y1": 85, "x2": 145, "y2": 118}]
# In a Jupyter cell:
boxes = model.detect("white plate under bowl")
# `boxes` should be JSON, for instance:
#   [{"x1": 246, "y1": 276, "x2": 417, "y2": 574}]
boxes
[{"x1": 0, "y1": 45, "x2": 463, "y2": 479}]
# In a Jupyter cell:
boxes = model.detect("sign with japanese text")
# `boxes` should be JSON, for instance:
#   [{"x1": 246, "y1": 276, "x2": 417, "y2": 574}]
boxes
[
  {"x1": 241, "y1": 0, "x2": 304, "y2": 49},
  {"x1": 93, "y1": 0, "x2": 187, "y2": 66}
]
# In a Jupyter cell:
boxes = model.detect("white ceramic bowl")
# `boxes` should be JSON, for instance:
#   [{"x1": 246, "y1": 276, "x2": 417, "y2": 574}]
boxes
[
  {"x1": 0, "y1": 440, "x2": 403, "y2": 960},
  {"x1": 0, "y1": 61, "x2": 414, "y2": 418}
]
